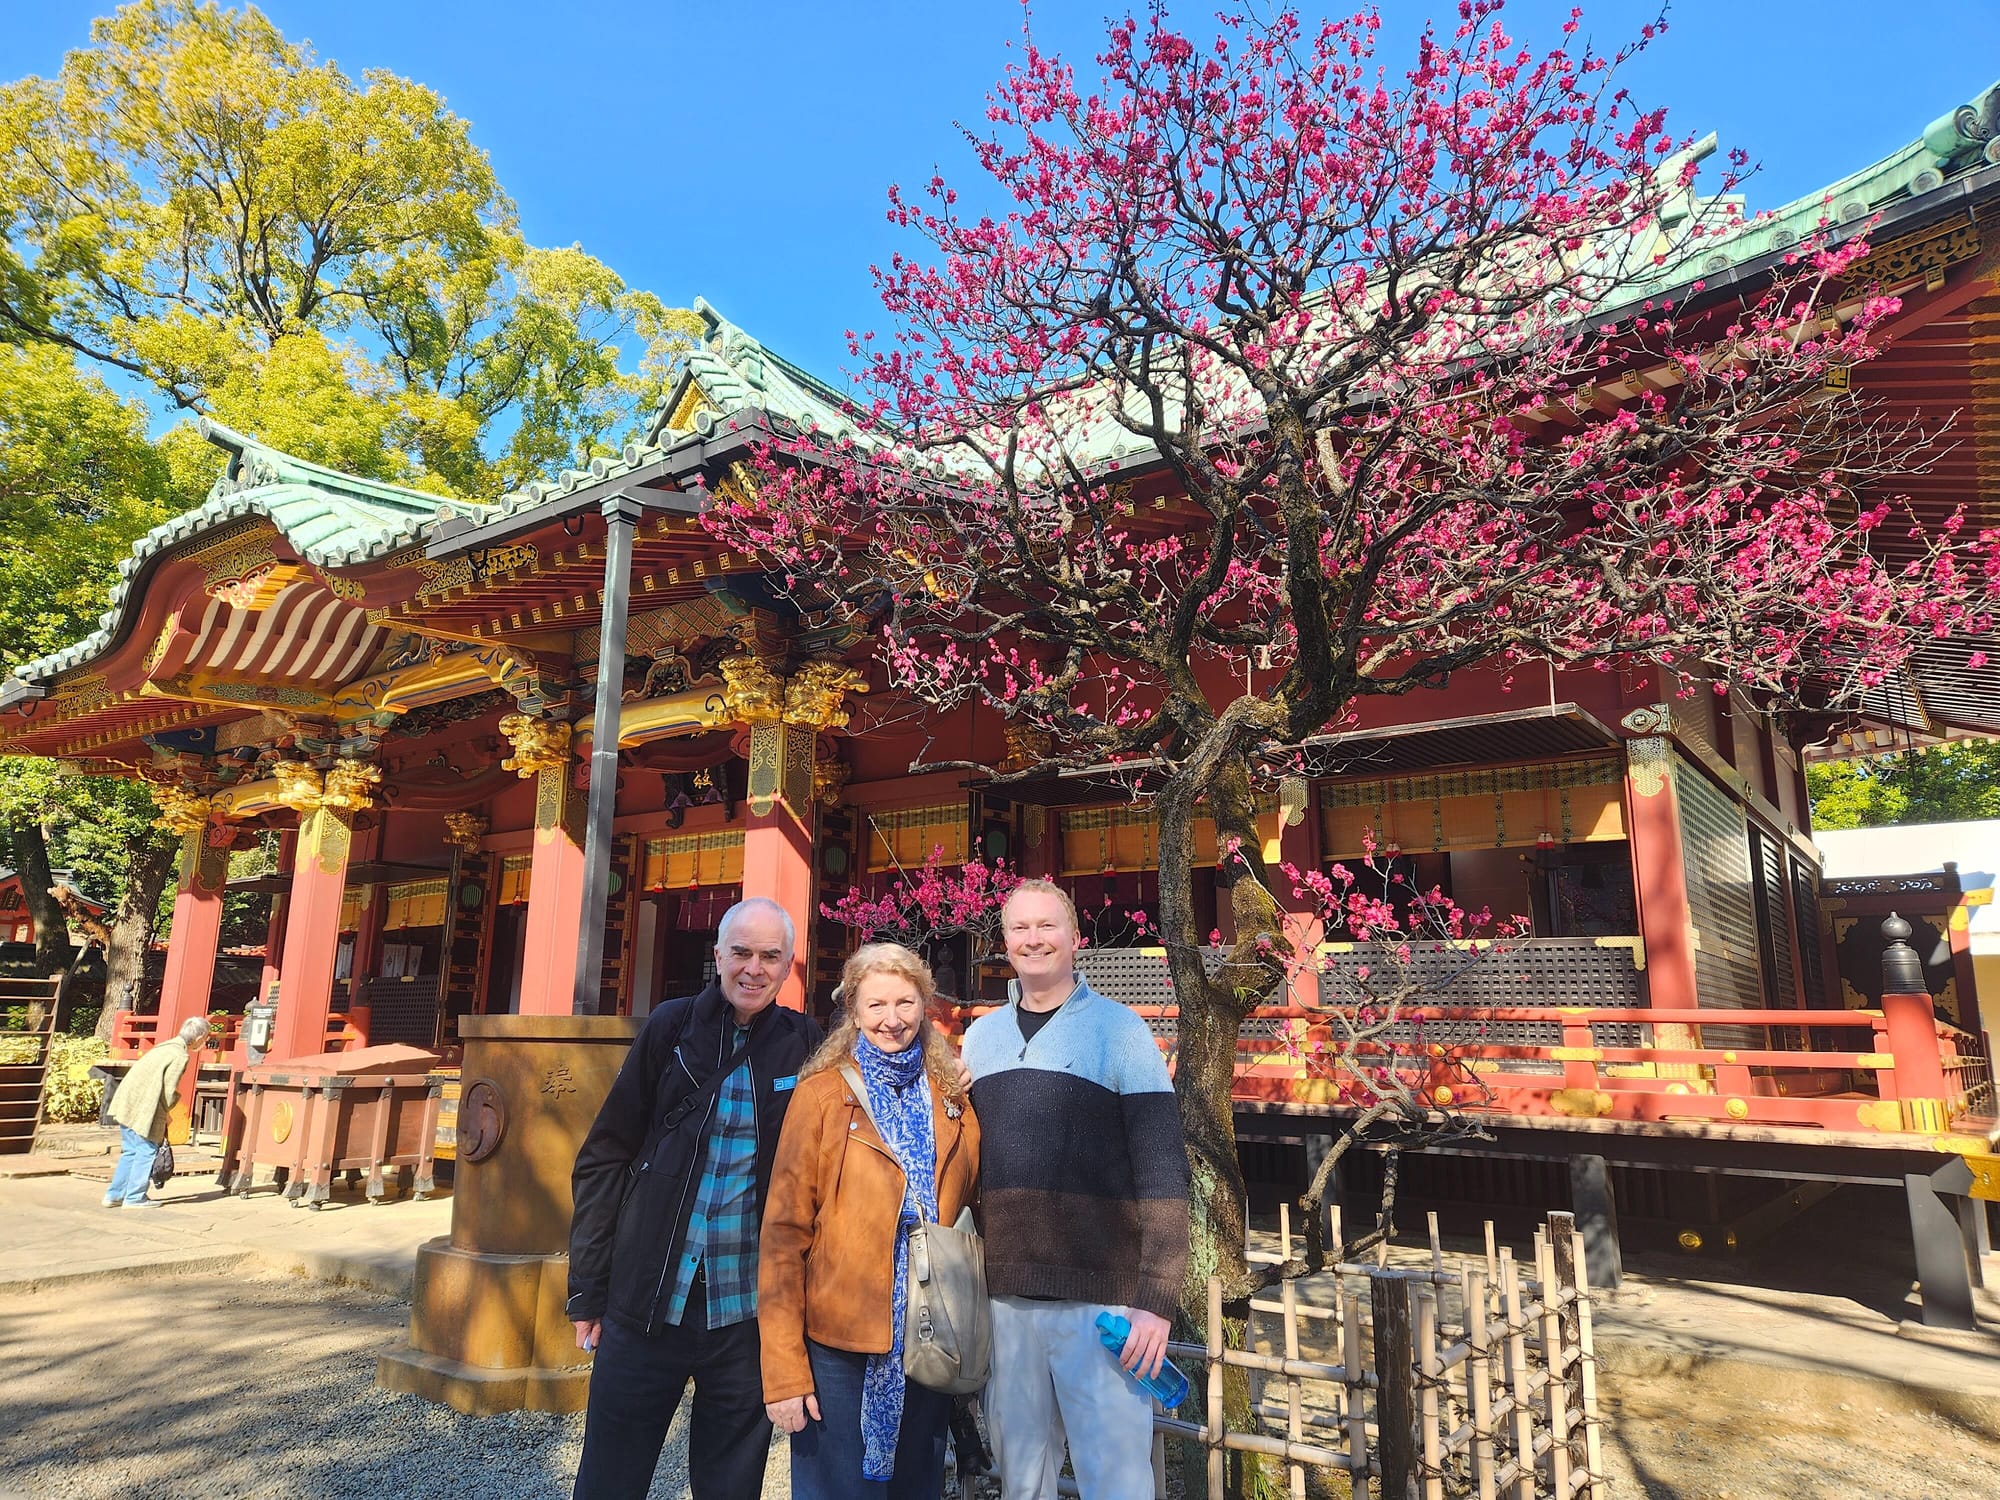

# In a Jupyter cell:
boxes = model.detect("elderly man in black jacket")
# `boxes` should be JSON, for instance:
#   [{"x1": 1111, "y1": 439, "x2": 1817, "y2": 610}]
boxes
[{"x1": 567, "y1": 895, "x2": 823, "y2": 1500}]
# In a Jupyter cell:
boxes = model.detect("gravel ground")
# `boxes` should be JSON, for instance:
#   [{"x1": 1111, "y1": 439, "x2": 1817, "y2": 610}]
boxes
[
  {"x1": 0, "y1": 1273, "x2": 787, "y2": 1500},
  {"x1": 6, "y1": 1271, "x2": 1999, "y2": 1499}
]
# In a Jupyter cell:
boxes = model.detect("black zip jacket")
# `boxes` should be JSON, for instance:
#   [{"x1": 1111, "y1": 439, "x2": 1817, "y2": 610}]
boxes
[{"x1": 565, "y1": 983, "x2": 822, "y2": 1332}]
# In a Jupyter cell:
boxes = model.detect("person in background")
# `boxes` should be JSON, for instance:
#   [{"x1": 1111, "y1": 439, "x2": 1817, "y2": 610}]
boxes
[
  {"x1": 103, "y1": 1017, "x2": 209, "y2": 1208},
  {"x1": 760, "y1": 942, "x2": 980, "y2": 1500},
  {"x1": 961, "y1": 879, "x2": 1189, "y2": 1500},
  {"x1": 566, "y1": 897, "x2": 822, "y2": 1500}
]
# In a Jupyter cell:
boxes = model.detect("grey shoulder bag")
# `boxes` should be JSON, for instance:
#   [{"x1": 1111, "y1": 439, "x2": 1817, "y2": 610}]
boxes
[{"x1": 838, "y1": 1064, "x2": 992, "y2": 1395}]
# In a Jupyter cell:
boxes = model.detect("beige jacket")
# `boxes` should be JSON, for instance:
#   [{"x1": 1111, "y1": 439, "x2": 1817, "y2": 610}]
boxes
[{"x1": 108, "y1": 1038, "x2": 190, "y2": 1141}]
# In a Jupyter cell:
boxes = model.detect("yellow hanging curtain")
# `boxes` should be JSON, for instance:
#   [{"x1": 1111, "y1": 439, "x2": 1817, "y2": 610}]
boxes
[
  {"x1": 865, "y1": 803, "x2": 970, "y2": 872},
  {"x1": 338, "y1": 888, "x2": 366, "y2": 932},
  {"x1": 382, "y1": 879, "x2": 448, "y2": 930},
  {"x1": 1059, "y1": 802, "x2": 1280, "y2": 875},
  {"x1": 1318, "y1": 758, "x2": 1625, "y2": 859},
  {"x1": 642, "y1": 829, "x2": 747, "y2": 890},
  {"x1": 496, "y1": 855, "x2": 533, "y2": 906}
]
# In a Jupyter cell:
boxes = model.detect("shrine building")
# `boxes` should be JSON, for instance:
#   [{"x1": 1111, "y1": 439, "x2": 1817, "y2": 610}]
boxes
[{"x1": 3, "y1": 82, "x2": 1999, "y2": 1346}]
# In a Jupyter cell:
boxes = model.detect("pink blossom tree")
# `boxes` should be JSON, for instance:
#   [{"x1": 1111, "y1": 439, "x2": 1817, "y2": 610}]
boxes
[{"x1": 711, "y1": 0, "x2": 1998, "y2": 1331}]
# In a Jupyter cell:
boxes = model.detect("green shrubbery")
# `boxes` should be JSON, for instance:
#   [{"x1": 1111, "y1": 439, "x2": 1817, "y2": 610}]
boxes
[{"x1": 38, "y1": 1035, "x2": 110, "y2": 1123}]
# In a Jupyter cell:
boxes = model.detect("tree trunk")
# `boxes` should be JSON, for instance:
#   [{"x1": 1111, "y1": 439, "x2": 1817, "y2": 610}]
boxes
[
  {"x1": 10, "y1": 816, "x2": 70, "y2": 974},
  {"x1": 1157, "y1": 708, "x2": 1292, "y2": 1500},
  {"x1": 94, "y1": 828, "x2": 178, "y2": 1045}
]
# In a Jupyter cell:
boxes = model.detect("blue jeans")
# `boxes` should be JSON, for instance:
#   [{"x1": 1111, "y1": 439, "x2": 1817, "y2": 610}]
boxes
[
  {"x1": 105, "y1": 1126, "x2": 158, "y2": 1204},
  {"x1": 789, "y1": 1339, "x2": 952, "y2": 1500}
]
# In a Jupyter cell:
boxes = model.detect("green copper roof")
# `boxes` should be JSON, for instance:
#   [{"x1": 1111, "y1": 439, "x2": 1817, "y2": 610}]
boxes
[
  {"x1": 13, "y1": 421, "x2": 486, "y2": 684},
  {"x1": 649, "y1": 297, "x2": 874, "y2": 446},
  {"x1": 1626, "y1": 82, "x2": 2000, "y2": 295}
]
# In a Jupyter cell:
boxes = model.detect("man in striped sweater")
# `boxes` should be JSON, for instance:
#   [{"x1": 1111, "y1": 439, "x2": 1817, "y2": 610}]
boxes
[{"x1": 963, "y1": 879, "x2": 1191, "y2": 1499}]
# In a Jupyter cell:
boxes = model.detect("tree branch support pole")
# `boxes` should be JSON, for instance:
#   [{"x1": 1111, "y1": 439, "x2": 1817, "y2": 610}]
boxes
[{"x1": 573, "y1": 493, "x2": 644, "y2": 1016}]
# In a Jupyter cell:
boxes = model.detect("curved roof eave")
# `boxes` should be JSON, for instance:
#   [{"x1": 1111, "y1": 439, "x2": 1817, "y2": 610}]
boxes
[{"x1": 7, "y1": 420, "x2": 487, "y2": 689}]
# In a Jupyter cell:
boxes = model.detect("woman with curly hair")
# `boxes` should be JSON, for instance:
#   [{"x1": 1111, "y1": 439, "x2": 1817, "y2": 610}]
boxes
[{"x1": 759, "y1": 943, "x2": 980, "y2": 1498}]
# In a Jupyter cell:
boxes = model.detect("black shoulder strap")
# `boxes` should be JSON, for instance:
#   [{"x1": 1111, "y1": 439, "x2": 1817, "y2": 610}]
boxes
[{"x1": 656, "y1": 1015, "x2": 757, "y2": 1138}]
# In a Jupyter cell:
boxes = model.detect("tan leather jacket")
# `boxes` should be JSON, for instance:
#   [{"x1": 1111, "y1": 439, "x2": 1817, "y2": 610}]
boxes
[{"x1": 758, "y1": 1060, "x2": 979, "y2": 1402}]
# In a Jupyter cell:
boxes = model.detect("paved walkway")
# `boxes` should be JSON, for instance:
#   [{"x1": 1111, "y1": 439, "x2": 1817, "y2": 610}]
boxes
[{"x1": 0, "y1": 1141, "x2": 450, "y2": 1297}]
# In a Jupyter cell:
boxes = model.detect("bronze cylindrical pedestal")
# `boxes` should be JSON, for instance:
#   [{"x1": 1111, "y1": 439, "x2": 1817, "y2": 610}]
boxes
[{"x1": 377, "y1": 1014, "x2": 639, "y2": 1414}]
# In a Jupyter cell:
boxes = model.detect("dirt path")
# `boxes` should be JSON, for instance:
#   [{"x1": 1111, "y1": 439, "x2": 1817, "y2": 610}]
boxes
[{"x1": 1594, "y1": 1346, "x2": 2000, "y2": 1499}]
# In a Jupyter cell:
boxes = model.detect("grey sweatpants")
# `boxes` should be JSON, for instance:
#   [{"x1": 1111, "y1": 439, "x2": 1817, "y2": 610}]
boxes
[{"x1": 985, "y1": 1296, "x2": 1153, "y2": 1500}]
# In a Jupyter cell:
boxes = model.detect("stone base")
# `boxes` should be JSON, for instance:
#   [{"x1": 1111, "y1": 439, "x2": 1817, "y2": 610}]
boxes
[
  {"x1": 376, "y1": 1235, "x2": 591, "y2": 1414},
  {"x1": 376, "y1": 1344, "x2": 590, "y2": 1415}
]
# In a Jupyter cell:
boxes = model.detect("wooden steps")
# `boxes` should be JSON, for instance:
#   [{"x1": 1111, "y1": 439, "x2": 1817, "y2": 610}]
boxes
[{"x1": 0, "y1": 976, "x2": 60, "y2": 1156}]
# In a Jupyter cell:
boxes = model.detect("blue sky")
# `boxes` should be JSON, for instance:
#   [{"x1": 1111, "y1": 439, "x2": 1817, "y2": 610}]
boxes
[{"x1": 6, "y1": 1, "x2": 1999, "y2": 391}]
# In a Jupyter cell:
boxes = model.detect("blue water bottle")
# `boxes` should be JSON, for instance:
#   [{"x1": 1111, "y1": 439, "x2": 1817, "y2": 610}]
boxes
[{"x1": 1094, "y1": 1311, "x2": 1191, "y2": 1408}]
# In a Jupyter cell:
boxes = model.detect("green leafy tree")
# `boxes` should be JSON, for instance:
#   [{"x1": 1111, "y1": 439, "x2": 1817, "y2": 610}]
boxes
[
  {"x1": 2, "y1": 3, "x2": 699, "y2": 1008},
  {"x1": 1808, "y1": 741, "x2": 2000, "y2": 829},
  {"x1": 0, "y1": 0, "x2": 699, "y2": 495},
  {"x1": 0, "y1": 344, "x2": 183, "y2": 982}
]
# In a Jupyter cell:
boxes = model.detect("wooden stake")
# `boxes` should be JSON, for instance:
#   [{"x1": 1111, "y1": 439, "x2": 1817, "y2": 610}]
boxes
[
  {"x1": 1536, "y1": 1235, "x2": 1573, "y2": 1500},
  {"x1": 1373, "y1": 1271, "x2": 1418, "y2": 1500},
  {"x1": 1342, "y1": 1283, "x2": 1369, "y2": 1485},
  {"x1": 1466, "y1": 1265, "x2": 1497, "y2": 1500},
  {"x1": 1549, "y1": 1211, "x2": 1589, "y2": 1481},
  {"x1": 1573, "y1": 1230, "x2": 1607, "y2": 1498},
  {"x1": 1280, "y1": 1203, "x2": 1306, "y2": 1500},
  {"x1": 1208, "y1": 1274, "x2": 1225, "y2": 1500},
  {"x1": 1501, "y1": 1250, "x2": 1537, "y2": 1500},
  {"x1": 1417, "y1": 1284, "x2": 1444, "y2": 1500}
]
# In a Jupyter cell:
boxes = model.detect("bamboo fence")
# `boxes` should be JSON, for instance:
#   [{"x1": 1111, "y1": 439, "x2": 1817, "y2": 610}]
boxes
[{"x1": 1041, "y1": 1208, "x2": 1604, "y2": 1499}]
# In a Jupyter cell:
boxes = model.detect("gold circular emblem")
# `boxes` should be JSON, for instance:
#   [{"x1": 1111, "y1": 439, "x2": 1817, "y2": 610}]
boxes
[{"x1": 270, "y1": 1100, "x2": 294, "y2": 1143}]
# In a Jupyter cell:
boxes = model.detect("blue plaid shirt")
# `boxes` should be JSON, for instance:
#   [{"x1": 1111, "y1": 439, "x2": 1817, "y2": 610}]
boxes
[{"x1": 662, "y1": 1024, "x2": 760, "y2": 1329}]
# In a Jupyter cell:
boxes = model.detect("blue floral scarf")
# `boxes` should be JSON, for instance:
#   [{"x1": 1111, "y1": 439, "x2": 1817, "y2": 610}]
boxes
[{"x1": 853, "y1": 1033, "x2": 938, "y2": 1482}]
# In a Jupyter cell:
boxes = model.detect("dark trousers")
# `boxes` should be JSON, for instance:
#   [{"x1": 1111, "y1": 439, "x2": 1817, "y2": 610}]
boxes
[
  {"x1": 572, "y1": 1309, "x2": 770, "y2": 1500},
  {"x1": 789, "y1": 1339, "x2": 953, "y2": 1500}
]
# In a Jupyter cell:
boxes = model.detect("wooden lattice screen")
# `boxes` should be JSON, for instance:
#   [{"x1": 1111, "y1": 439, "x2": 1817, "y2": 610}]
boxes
[
  {"x1": 358, "y1": 975, "x2": 442, "y2": 1048},
  {"x1": 1009, "y1": 1208, "x2": 1605, "y2": 1500}
]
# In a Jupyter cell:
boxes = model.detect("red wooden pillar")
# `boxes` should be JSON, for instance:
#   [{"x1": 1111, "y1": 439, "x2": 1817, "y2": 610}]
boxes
[
  {"x1": 518, "y1": 760, "x2": 589, "y2": 1016},
  {"x1": 743, "y1": 720, "x2": 818, "y2": 1011},
  {"x1": 347, "y1": 823, "x2": 386, "y2": 999},
  {"x1": 271, "y1": 764, "x2": 374, "y2": 1061},
  {"x1": 1623, "y1": 738, "x2": 1699, "y2": 1011},
  {"x1": 1275, "y1": 777, "x2": 1323, "y2": 1007},
  {"x1": 157, "y1": 828, "x2": 229, "y2": 1109}
]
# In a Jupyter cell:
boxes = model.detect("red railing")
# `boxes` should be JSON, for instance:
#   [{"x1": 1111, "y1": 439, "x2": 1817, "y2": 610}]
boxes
[
  {"x1": 950, "y1": 994, "x2": 1985, "y2": 1137},
  {"x1": 110, "y1": 1008, "x2": 365, "y2": 1060}
]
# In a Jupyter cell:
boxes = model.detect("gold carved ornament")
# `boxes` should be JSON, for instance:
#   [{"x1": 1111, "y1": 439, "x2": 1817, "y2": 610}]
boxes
[
  {"x1": 784, "y1": 661, "x2": 868, "y2": 731},
  {"x1": 270, "y1": 760, "x2": 380, "y2": 815},
  {"x1": 149, "y1": 784, "x2": 215, "y2": 837},
  {"x1": 999, "y1": 723, "x2": 1053, "y2": 774},
  {"x1": 719, "y1": 655, "x2": 787, "y2": 724},
  {"x1": 813, "y1": 751, "x2": 850, "y2": 807},
  {"x1": 320, "y1": 761, "x2": 381, "y2": 812},
  {"x1": 271, "y1": 761, "x2": 326, "y2": 815},
  {"x1": 442, "y1": 811, "x2": 489, "y2": 852},
  {"x1": 1278, "y1": 775, "x2": 1309, "y2": 829},
  {"x1": 498, "y1": 713, "x2": 573, "y2": 778},
  {"x1": 1626, "y1": 737, "x2": 1672, "y2": 799}
]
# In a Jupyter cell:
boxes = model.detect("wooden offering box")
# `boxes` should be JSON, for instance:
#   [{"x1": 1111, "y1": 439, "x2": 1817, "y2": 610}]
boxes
[{"x1": 221, "y1": 1044, "x2": 443, "y2": 1208}]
